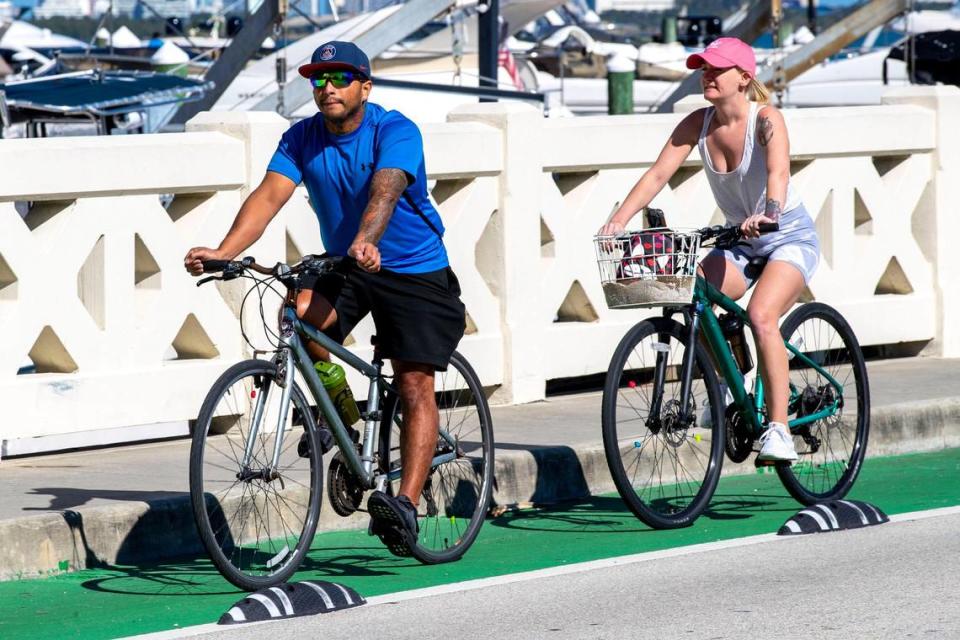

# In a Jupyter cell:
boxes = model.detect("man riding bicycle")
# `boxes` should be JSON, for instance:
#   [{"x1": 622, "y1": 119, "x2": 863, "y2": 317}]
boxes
[{"x1": 184, "y1": 41, "x2": 466, "y2": 557}]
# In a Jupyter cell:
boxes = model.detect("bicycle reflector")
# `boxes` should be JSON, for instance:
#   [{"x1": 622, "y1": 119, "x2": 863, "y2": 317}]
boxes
[
  {"x1": 777, "y1": 500, "x2": 888, "y2": 535},
  {"x1": 219, "y1": 581, "x2": 365, "y2": 624}
]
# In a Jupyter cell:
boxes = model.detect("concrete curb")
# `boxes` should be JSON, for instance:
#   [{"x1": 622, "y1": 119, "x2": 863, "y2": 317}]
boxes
[{"x1": 2, "y1": 398, "x2": 958, "y2": 581}]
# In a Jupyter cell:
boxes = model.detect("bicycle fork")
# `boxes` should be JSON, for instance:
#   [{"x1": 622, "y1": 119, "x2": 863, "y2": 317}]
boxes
[
  {"x1": 647, "y1": 305, "x2": 701, "y2": 430},
  {"x1": 239, "y1": 348, "x2": 295, "y2": 479},
  {"x1": 677, "y1": 304, "x2": 703, "y2": 425}
]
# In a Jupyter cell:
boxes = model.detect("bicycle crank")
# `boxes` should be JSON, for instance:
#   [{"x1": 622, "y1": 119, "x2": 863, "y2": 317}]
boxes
[
  {"x1": 724, "y1": 405, "x2": 754, "y2": 463},
  {"x1": 327, "y1": 451, "x2": 365, "y2": 517}
]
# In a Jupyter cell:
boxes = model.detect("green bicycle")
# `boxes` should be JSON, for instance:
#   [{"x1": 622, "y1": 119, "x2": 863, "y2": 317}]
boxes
[
  {"x1": 596, "y1": 221, "x2": 870, "y2": 529},
  {"x1": 189, "y1": 255, "x2": 494, "y2": 590}
]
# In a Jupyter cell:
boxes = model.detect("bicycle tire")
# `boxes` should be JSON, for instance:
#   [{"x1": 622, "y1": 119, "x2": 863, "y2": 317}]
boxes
[
  {"x1": 190, "y1": 359, "x2": 323, "y2": 591},
  {"x1": 776, "y1": 303, "x2": 870, "y2": 504},
  {"x1": 378, "y1": 351, "x2": 495, "y2": 564},
  {"x1": 602, "y1": 317, "x2": 725, "y2": 529}
]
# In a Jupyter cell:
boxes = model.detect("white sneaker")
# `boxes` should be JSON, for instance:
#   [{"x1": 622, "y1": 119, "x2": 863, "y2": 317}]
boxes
[{"x1": 757, "y1": 422, "x2": 799, "y2": 463}]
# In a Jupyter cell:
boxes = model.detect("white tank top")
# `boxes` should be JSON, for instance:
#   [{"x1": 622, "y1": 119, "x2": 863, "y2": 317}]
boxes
[{"x1": 698, "y1": 102, "x2": 803, "y2": 225}]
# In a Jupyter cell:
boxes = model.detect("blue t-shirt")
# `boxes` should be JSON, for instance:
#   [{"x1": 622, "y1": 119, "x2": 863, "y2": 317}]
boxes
[{"x1": 266, "y1": 103, "x2": 448, "y2": 273}]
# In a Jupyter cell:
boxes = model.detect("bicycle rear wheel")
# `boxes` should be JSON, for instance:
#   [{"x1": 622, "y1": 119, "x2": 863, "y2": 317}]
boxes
[
  {"x1": 776, "y1": 303, "x2": 870, "y2": 504},
  {"x1": 378, "y1": 351, "x2": 494, "y2": 564},
  {"x1": 602, "y1": 317, "x2": 725, "y2": 529},
  {"x1": 190, "y1": 359, "x2": 323, "y2": 591}
]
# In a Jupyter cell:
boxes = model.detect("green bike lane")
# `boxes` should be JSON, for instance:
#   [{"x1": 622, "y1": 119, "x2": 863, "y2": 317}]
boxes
[{"x1": 2, "y1": 447, "x2": 958, "y2": 640}]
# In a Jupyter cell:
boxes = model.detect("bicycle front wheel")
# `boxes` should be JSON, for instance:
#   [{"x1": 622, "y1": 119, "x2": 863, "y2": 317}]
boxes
[
  {"x1": 602, "y1": 317, "x2": 725, "y2": 529},
  {"x1": 378, "y1": 351, "x2": 494, "y2": 564},
  {"x1": 777, "y1": 303, "x2": 870, "y2": 504},
  {"x1": 190, "y1": 359, "x2": 323, "y2": 591}
]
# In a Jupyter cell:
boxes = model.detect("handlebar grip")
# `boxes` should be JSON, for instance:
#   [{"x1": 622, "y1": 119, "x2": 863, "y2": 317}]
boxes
[
  {"x1": 758, "y1": 222, "x2": 780, "y2": 234},
  {"x1": 201, "y1": 260, "x2": 232, "y2": 273}
]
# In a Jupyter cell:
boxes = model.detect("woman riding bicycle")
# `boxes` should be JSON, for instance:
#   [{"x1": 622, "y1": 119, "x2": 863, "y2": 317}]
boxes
[{"x1": 597, "y1": 37, "x2": 820, "y2": 464}]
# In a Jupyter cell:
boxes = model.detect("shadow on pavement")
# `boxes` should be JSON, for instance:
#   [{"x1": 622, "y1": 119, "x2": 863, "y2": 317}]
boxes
[{"x1": 24, "y1": 487, "x2": 187, "y2": 512}]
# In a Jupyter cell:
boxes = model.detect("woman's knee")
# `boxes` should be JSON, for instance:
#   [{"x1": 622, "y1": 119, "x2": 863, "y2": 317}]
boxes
[{"x1": 747, "y1": 305, "x2": 779, "y2": 339}]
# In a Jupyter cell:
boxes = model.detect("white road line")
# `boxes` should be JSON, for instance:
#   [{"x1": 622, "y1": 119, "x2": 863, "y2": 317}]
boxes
[{"x1": 123, "y1": 504, "x2": 960, "y2": 640}]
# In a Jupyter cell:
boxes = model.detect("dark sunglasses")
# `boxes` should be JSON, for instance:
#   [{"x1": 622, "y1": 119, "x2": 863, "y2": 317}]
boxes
[{"x1": 310, "y1": 71, "x2": 366, "y2": 89}]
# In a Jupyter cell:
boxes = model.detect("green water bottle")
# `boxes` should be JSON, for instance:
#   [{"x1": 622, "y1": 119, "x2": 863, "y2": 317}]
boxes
[{"x1": 314, "y1": 361, "x2": 361, "y2": 426}]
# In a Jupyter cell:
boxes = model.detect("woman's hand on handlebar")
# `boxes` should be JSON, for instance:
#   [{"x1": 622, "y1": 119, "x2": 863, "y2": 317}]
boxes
[
  {"x1": 740, "y1": 214, "x2": 778, "y2": 239},
  {"x1": 597, "y1": 220, "x2": 625, "y2": 237},
  {"x1": 184, "y1": 247, "x2": 230, "y2": 276}
]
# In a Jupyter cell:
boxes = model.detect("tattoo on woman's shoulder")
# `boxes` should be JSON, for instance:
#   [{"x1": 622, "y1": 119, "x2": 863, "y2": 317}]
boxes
[
  {"x1": 764, "y1": 198, "x2": 782, "y2": 222},
  {"x1": 758, "y1": 116, "x2": 774, "y2": 146}
]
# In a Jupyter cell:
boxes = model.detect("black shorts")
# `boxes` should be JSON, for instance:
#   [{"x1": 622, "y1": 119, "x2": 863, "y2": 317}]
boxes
[{"x1": 304, "y1": 262, "x2": 466, "y2": 371}]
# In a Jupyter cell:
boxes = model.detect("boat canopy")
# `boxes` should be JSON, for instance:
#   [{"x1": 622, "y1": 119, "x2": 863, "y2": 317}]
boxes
[
  {"x1": 0, "y1": 69, "x2": 213, "y2": 135},
  {"x1": 1, "y1": 69, "x2": 211, "y2": 114}
]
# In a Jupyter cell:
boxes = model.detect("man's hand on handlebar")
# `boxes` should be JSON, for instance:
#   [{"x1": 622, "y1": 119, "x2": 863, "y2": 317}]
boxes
[
  {"x1": 349, "y1": 241, "x2": 381, "y2": 273},
  {"x1": 184, "y1": 247, "x2": 231, "y2": 276}
]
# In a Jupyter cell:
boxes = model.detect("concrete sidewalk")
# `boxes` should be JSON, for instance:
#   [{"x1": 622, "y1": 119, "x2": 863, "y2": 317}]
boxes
[{"x1": 2, "y1": 356, "x2": 959, "y2": 580}]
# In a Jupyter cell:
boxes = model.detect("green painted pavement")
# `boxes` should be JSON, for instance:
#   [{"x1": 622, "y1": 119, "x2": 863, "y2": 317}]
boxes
[{"x1": 1, "y1": 448, "x2": 957, "y2": 640}]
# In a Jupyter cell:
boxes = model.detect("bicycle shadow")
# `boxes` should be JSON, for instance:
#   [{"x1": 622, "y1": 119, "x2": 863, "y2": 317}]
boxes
[
  {"x1": 489, "y1": 492, "x2": 795, "y2": 533},
  {"x1": 489, "y1": 496, "x2": 651, "y2": 534},
  {"x1": 52, "y1": 490, "x2": 406, "y2": 599},
  {"x1": 79, "y1": 545, "x2": 406, "y2": 598},
  {"x1": 700, "y1": 492, "x2": 797, "y2": 521}
]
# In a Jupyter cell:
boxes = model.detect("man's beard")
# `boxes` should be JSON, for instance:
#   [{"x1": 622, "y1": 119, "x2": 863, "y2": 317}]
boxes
[{"x1": 322, "y1": 99, "x2": 363, "y2": 124}]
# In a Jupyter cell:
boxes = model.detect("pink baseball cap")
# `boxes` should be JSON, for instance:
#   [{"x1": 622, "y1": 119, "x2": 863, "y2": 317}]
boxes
[{"x1": 686, "y1": 37, "x2": 756, "y2": 77}]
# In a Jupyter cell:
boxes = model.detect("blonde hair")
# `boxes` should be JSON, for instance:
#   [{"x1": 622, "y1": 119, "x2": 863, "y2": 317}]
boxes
[{"x1": 747, "y1": 77, "x2": 770, "y2": 104}]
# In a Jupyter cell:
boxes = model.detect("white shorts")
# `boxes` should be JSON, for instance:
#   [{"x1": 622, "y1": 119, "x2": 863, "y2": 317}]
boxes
[{"x1": 708, "y1": 205, "x2": 821, "y2": 287}]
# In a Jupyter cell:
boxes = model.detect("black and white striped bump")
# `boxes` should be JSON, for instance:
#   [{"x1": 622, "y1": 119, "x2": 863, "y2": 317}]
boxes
[
  {"x1": 218, "y1": 581, "x2": 366, "y2": 624},
  {"x1": 778, "y1": 500, "x2": 889, "y2": 535}
]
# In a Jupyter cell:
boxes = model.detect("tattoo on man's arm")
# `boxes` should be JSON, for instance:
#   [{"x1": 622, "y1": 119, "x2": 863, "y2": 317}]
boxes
[
  {"x1": 357, "y1": 168, "x2": 409, "y2": 245},
  {"x1": 764, "y1": 198, "x2": 782, "y2": 222},
  {"x1": 757, "y1": 115, "x2": 774, "y2": 147}
]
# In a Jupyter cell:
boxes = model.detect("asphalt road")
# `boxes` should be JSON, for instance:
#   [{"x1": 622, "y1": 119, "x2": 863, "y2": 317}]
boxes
[{"x1": 189, "y1": 509, "x2": 960, "y2": 640}]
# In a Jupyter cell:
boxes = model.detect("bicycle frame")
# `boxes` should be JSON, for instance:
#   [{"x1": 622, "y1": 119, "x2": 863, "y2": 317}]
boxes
[
  {"x1": 671, "y1": 276, "x2": 845, "y2": 437},
  {"x1": 241, "y1": 305, "x2": 459, "y2": 489}
]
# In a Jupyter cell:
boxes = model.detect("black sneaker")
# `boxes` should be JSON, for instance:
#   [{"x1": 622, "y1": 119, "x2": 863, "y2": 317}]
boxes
[
  {"x1": 367, "y1": 491, "x2": 418, "y2": 557},
  {"x1": 293, "y1": 408, "x2": 359, "y2": 458},
  {"x1": 298, "y1": 428, "x2": 334, "y2": 458}
]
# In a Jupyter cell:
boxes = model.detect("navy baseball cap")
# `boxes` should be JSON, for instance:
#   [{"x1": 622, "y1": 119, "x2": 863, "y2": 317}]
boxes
[{"x1": 298, "y1": 41, "x2": 371, "y2": 79}]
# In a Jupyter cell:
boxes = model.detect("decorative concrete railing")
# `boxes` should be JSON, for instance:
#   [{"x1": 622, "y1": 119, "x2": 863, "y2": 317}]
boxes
[{"x1": 1, "y1": 86, "x2": 957, "y2": 457}]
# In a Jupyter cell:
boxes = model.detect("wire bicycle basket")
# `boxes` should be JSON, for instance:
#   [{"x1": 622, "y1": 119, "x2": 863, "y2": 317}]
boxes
[{"x1": 594, "y1": 228, "x2": 702, "y2": 309}]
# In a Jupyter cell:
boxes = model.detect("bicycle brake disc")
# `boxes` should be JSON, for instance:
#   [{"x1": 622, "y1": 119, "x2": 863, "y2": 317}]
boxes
[
  {"x1": 327, "y1": 451, "x2": 364, "y2": 517},
  {"x1": 724, "y1": 404, "x2": 754, "y2": 463}
]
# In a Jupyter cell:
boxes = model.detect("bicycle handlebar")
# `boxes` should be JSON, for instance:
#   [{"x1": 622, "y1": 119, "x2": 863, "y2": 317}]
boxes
[
  {"x1": 202, "y1": 260, "x2": 232, "y2": 273},
  {"x1": 695, "y1": 222, "x2": 779, "y2": 249},
  {"x1": 196, "y1": 255, "x2": 349, "y2": 287}
]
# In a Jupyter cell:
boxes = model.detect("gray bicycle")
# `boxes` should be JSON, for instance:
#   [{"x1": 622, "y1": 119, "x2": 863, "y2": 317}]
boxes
[{"x1": 189, "y1": 255, "x2": 494, "y2": 591}]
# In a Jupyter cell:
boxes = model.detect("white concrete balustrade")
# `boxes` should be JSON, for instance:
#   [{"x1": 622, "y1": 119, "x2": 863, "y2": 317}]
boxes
[{"x1": 1, "y1": 86, "x2": 957, "y2": 457}]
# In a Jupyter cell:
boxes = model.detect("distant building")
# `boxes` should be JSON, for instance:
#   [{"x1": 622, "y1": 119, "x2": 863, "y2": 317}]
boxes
[
  {"x1": 594, "y1": 0, "x2": 675, "y2": 12},
  {"x1": 112, "y1": 0, "x2": 196, "y2": 17},
  {"x1": 34, "y1": 0, "x2": 92, "y2": 18}
]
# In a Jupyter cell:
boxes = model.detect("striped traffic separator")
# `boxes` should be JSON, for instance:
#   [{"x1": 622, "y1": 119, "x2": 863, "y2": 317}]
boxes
[
  {"x1": 778, "y1": 500, "x2": 889, "y2": 535},
  {"x1": 219, "y1": 580, "x2": 365, "y2": 625}
]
